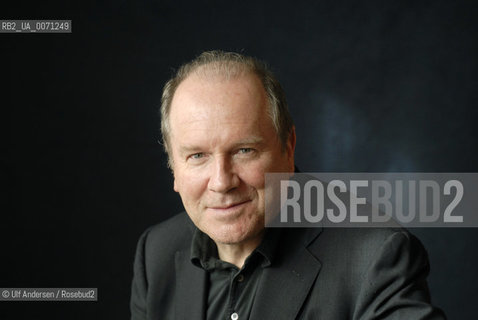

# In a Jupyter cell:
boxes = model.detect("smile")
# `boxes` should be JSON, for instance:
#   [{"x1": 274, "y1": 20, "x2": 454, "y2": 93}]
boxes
[{"x1": 208, "y1": 200, "x2": 252, "y2": 211}]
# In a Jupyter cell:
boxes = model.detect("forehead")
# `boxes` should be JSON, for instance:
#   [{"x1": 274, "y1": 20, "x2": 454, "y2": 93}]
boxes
[
  {"x1": 174, "y1": 69, "x2": 265, "y2": 104},
  {"x1": 169, "y1": 72, "x2": 270, "y2": 130}
]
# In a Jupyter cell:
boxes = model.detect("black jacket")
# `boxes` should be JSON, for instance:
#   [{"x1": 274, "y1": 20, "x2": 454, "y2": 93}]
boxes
[{"x1": 130, "y1": 212, "x2": 445, "y2": 320}]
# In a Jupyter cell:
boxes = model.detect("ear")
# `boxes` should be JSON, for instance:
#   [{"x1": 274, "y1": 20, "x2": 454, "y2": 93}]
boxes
[
  {"x1": 286, "y1": 126, "x2": 296, "y2": 172},
  {"x1": 169, "y1": 157, "x2": 180, "y2": 193},
  {"x1": 172, "y1": 167, "x2": 180, "y2": 193}
]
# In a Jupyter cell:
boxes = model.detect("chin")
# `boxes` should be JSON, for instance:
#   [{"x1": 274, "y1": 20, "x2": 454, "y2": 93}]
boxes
[{"x1": 205, "y1": 221, "x2": 264, "y2": 246}]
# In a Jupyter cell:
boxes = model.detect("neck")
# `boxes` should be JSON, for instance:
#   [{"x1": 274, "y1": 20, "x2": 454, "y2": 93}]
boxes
[{"x1": 215, "y1": 233, "x2": 264, "y2": 268}]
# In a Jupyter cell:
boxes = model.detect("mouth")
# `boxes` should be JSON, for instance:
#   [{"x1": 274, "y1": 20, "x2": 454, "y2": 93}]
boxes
[{"x1": 208, "y1": 200, "x2": 252, "y2": 211}]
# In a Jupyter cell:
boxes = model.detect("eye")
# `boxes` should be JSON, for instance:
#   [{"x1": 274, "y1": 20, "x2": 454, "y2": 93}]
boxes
[
  {"x1": 238, "y1": 148, "x2": 253, "y2": 154},
  {"x1": 190, "y1": 153, "x2": 204, "y2": 159}
]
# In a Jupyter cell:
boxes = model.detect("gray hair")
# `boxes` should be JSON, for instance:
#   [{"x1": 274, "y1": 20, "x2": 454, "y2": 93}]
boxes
[{"x1": 160, "y1": 50, "x2": 293, "y2": 166}]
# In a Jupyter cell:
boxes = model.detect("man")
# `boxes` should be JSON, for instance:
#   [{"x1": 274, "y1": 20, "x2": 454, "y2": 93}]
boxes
[{"x1": 130, "y1": 51, "x2": 445, "y2": 319}]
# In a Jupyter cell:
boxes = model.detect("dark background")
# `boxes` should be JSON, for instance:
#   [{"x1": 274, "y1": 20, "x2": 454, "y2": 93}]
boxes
[{"x1": 2, "y1": 0, "x2": 477, "y2": 319}]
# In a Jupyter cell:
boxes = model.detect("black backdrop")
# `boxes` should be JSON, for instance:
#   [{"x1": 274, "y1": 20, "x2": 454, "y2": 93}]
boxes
[{"x1": 2, "y1": 1, "x2": 477, "y2": 319}]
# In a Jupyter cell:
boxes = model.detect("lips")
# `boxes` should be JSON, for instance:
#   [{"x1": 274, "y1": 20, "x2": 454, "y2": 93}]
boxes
[{"x1": 208, "y1": 200, "x2": 252, "y2": 210}]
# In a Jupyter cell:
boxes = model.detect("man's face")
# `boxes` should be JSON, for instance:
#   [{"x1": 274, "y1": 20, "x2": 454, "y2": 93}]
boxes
[{"x1": 168, "y1": 71, "x2": 295, "y2": 246}]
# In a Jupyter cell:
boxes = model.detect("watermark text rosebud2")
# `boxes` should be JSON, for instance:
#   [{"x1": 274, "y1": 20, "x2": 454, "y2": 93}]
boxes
[{"x1": 265, "y1": 173, "x2": 478, "y2": 228}]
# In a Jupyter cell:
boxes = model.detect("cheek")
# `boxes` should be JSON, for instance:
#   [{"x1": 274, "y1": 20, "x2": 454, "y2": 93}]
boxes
[
  {"x1": 239, "y1": 164, "x2": 266, "y2": 189},
  {"x1": 175, "y1": 171, "x2": 208, "y2": 200}
]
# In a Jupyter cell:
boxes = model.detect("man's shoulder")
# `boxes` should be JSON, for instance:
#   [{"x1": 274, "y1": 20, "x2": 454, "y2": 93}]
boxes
[
  {"x1": 148, "y1": 211, "x2": 194, "y2": 235},
  {"x1": 138, "y1": 212, "x2": 195, "y2": 256},
  {"x1": 307, "y1": 226, "x2": 427, "y2": 272},
  {"x1": 318, "y1": 226, "x2": 408, "y2": 245}
]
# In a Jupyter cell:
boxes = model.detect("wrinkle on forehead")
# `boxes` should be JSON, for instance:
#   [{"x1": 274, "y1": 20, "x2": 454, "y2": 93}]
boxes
[{"x1": 171, "y1": 115, "x2": 265, "y2": 153}]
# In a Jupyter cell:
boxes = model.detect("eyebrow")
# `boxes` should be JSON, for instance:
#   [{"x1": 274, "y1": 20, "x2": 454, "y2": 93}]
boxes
[
  {"x1": 231, "y1": 137, "x2": 264, "y2": 147},
  {"x1": 177, "y1": 146, "x2": 203, "y2": 155},
  {"x1": 177, "y1": 137, "x2": 265, "y2": 154}
]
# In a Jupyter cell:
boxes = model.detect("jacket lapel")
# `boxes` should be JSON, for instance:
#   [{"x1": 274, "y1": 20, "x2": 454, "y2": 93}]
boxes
[
  {"x1": 250, "y1": 228, "x2": 323, "y2": 320},
  {"x1": 175, "y1": 250, "x2": 207, "y2": 320}
]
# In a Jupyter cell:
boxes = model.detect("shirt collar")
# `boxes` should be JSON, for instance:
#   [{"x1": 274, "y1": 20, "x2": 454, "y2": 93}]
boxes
[{"x1": 190, "y1": 227, "x2": 282, "y2": 270}]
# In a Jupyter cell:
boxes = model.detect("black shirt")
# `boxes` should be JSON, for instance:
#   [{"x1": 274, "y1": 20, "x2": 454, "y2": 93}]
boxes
[{"x1": 190, "y1": 228, "x2": 281, "y2": 320}]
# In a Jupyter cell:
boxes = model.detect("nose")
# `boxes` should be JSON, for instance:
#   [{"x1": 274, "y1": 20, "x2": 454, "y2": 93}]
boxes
[{"x1": 208, "y1": 155, "x2": 240, "y2": 193}]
